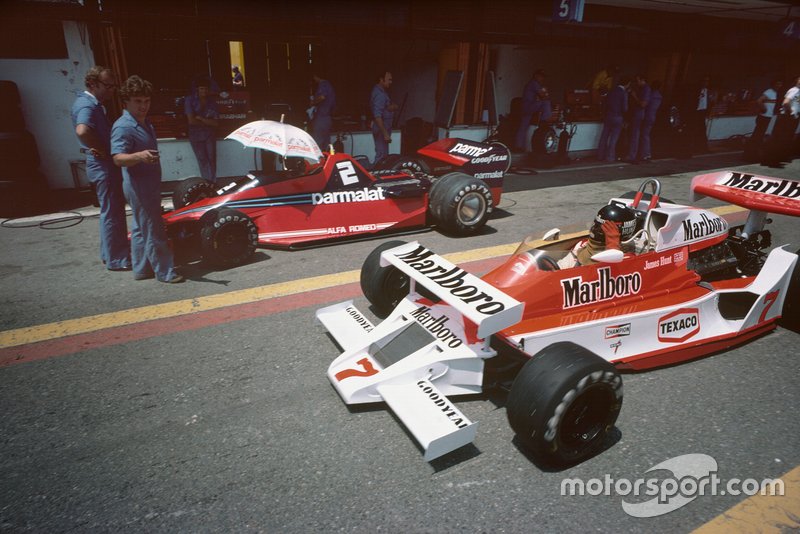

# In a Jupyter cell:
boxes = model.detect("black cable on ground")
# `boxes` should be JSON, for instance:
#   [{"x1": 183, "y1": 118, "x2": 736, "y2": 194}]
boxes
[{"x1": 1, "y1": 211, "x2": 85, "y2": 229}]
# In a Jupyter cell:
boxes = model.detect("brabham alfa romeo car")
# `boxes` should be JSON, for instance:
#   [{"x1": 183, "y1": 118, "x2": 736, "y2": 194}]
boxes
[
  {"x1": 163, "y1": 138, "x2": 510, "y2": 267},
  {"x1": 316, "y1": 171, "x2": 799, "y2": 465}
]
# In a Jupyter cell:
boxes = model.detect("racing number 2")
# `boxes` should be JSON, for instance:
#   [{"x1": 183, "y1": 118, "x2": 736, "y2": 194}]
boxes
[
  {"x1": 759, "y1": 291, "x2": 779, "y2": 323},
  {"x1": 334, "y1": 358, "x2": 378, "y2": 381}
]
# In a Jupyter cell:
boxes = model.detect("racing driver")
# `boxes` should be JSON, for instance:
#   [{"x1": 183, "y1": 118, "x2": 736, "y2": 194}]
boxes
[{"x1": 558, "y1": 203, "x2": 638, "y2": 268}]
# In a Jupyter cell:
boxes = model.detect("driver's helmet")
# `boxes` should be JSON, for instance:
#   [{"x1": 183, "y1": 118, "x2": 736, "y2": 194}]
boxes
[{"x1": 589, "y1": 202, "x2": 638, "y2": 243}]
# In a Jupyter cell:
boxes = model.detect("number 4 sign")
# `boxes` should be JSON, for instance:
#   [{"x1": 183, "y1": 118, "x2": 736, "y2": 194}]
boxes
[{"x1": 782, "y1": 19, "x2": 800, "y2": 40}]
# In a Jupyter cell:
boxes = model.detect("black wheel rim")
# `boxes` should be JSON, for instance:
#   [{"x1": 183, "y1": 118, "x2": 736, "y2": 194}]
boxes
[
  {"x1": 560, "y1": 385, "x2": 616, "y2": 448},
  {"x1": 215, "y1": 223, "x2": 251, "y2": 258},
  {"x1": 382, "y1": 269, "x2": 409, "y2": 307}
]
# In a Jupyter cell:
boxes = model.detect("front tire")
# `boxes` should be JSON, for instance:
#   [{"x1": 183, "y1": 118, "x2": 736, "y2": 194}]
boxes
[
  {"x1": 360, "y1": 240, "x2": 411, "y2": 315},
  {"x1": 779, "y1": 248, "x2": 800, "y2": 331},
  {"x1": 200, "y1": 208, "x2": 258, "y2": 268},
  {"x1": 429, "y1": 172, "x2": 493, "y2": 236},
  {"x1": 172, "y1": 177, "x2": 217, "y2": 209},
  {"x1": 506, "y1": 342, "x2": 623, "y2": 467}
]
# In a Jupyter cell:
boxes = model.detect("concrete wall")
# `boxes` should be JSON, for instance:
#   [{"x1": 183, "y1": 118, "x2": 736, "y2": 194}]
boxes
[{"x1": 0, "y1": 21, "x2": 95, "y2": 190}]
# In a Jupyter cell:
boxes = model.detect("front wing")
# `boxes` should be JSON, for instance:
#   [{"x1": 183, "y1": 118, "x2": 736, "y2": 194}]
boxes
[{"x1": 317, "y1": 243, "x2": 523, "y2": 461}]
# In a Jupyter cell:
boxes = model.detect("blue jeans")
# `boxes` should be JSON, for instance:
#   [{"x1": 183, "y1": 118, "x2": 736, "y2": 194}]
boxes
[
  {"x1": 86, "y1": 158, "x2": 130, "y2": 269},
  {"x1": 639, "y1": 117, "x2": 656, "y2": 159},
  {"x1": 312, "y1": 115, "x2": 332, "y2": 152},
  {"x1": 597, "y1": 115, "x2": 623, "y2": 162},
  {"x1": 626, "y1": 112, "x2": 644, "y2": 160},
  {"x1": 188, "y1": 130, "x2": 217, "y2": 183},
  {"x1": 122, "y1": 174, "x2": 178, "y2": 281},
  {"x1": 515, "y1": 101, "x2": 552, "y2": 150},
  {"x1": 372, "y1": 124, "x2": 390, "y2": 165}
]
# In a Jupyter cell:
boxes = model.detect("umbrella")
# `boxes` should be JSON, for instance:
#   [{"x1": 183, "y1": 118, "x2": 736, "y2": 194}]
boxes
[{"x1": 225, "y1": 120, "x2": 323, "y2": 161}]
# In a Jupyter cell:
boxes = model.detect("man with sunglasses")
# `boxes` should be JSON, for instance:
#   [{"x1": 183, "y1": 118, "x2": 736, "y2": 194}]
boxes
[{"x1": 71, "y1": 66, "x2": 131, "y2": 272}]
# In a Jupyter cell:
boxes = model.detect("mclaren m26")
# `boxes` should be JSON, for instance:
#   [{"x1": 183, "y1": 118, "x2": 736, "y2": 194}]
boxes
[{"x1": 317, "y1": 171, "x2": 799, "y2": 465}]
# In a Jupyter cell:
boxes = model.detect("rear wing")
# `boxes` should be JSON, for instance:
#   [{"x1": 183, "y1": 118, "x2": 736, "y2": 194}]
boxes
[
  {"x1": 379, "y1": 241, "x2": 523, "y2": 338},
  {"x1": 417, "y1": 138, "x2": 510, "y2": 179},
  {"x1": 691, "y1": 171, "x2": 800, "y2": 217}
]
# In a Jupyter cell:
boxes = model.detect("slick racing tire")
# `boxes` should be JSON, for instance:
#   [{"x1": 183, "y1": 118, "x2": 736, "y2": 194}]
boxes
[
  {"x1": 200, "y1": 208, "x2": 258, "y2": 268},
  {"x1": 779, "y1": 248, "x2": 800, "y2": 332},
  {"x1": 429, "y1": 172, "x2": 493, "y2": 236},
  {"x1": 386, "y1": 155, "x2": 430, "y2": 175},
  {"x1": 172, "y1": 177, "x2": 217, "y2": 209},
  {"x1": 489, "y1": 141, "x2": 512, "y2": 173},
  {"x1": 361, "y1": 240, "x2": 413, "y2": 315},
  {"x1": 531, "y1": 125, "x2": 558, "y2": 155},
  {"x1": 506, "y1": 342, "x2": 623, "y2": 467}
]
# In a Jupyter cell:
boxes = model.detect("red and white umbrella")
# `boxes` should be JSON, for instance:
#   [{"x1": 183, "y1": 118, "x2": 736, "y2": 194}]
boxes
[{"x1": 225, "y1": 120, "x2": 323, "y2": 161}]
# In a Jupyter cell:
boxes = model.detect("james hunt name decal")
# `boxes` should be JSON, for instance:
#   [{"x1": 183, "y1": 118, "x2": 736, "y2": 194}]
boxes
[
  {"x1": 658, "y1": 308, "x2": 700, "y2": 343},
  {"x1": 561, "y1": 267, "x2": 642, "y2": 309},
  {"x1": 312, "y1": 187, "x2": 385, "y2": 205},
  {"x1": 723, "y1": 172, "x2": 800, "y2": 199}
]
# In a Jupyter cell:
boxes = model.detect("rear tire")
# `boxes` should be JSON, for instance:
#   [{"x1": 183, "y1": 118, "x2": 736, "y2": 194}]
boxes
[
  {"x1": 507, "y1": 342, "x2": 622, "y2": 467},
  {"x1": 200, "y1": 208, "x2": 258, "y2": 268},
  {"x1": 172, "y1": 177, "x2": 217, "y2": 209},
  {"x1": 360, "y1": 240, "x2": 411, "y2": 315},
  {"x1": 429, "y1": 172, "x2": 492, "y2": 235},
  {"x1": 386, "y1": 155, "x2": 430, "y2": 174}
]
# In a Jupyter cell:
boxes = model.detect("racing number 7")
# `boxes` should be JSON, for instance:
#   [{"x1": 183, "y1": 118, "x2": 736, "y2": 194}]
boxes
[
  {"x1": 334, "y1": 357, "x2": 378, "y2": 381},
  {"x1": 759, "y1": 290, "x2": 779, "y2": 323}
]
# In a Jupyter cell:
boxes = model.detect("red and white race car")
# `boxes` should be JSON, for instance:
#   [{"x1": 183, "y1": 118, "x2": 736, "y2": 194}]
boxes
[
  {"x1": 163, "y1": 138, "x2": 510, "y2": 267},
  {"x1": 317, "y1": 171, "x2": 800, "y2": 465}
]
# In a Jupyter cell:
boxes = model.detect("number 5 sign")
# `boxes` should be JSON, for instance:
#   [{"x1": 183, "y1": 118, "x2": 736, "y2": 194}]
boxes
[{"x1": 553, "y1": 0, "x2": 585, "y2": 23}]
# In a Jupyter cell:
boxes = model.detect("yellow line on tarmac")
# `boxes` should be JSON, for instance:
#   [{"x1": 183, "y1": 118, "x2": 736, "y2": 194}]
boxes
[
  {"x1": 0, "y1": 205, "x2": 745, "y2": 350},
  {"x1": 0, "y1": 241, "x2": 522, "y2": 350},
  {"x1": 693, "y1": 464, "x2": 800, "y2": 533}
]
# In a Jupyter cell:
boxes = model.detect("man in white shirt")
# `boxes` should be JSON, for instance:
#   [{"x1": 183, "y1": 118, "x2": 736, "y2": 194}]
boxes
[
  {"x1": 765, "y1": 76, "x2": 800, "y2": 166},
  {"x1": 745, "y1": 79, "x2": 782, "y2": 160}
]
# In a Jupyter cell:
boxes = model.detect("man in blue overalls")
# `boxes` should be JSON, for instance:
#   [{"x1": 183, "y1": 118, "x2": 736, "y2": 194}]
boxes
[
  {"x1": 310, "y1": 72, "x2": 337, "y2": 152},
  {"x1": 111, "y1": 76, "x2": 184, "y2": 284},
  {"x1": 370, "y1": 71, "x2": 398, "y2": 165},
  {"x1": 71, "y1": 66, "x2": 131, "y2": 271}
]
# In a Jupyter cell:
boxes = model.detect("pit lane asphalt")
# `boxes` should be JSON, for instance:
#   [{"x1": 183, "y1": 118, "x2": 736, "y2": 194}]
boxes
[{"x1": 1, "y1": 153, "x2": 798, "y2": 532}]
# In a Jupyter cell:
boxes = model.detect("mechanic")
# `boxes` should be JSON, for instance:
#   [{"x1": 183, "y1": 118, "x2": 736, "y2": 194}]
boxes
[
  {"x1": 765, "y1": 75, "x2": 800, "y2": 166},
  {"x1": 232, "y1": 65, "x2": 244, "y2": 88},
  {"x1": 185, "y1": 75, "x2": 219, "y2": 183},
  {"x1": 514, "y1": 69, "x2": 552, "y2": 152},
  {"x1": 71, "y1": 66, "x2": 131, "y2": 272},
  {"x1": 370, "y1": 71, "x2": 398, "y2": 165},
  {"x1": 558, "y1": 203, "x2": 638, "y2": 269},
  {"x1": 309, "y1": 70, "x2": 336, "y2": 152},
  {"x1": 111, "y1": 75, "x2": 184, "y2": 284},
  {"x1": 625, "y1": 74, "x2": 651, "y2": 163},
  {"x1": 638, "y1": 80, "x2": 663, "y2": 162},
  {"x1": 596, "y1": 75, "x2": 630, "y2": 162},
  {"x1": 744, "y1": 79, "x2": 782, "y2": 161}
]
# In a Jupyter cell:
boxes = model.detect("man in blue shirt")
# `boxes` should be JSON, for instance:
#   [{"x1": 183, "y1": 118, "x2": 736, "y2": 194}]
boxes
[
  {"x1": 185, "y1": 76, "x2": 219, "y2": 182},
  {"x1": 370, "y1": 71, "x2": 398, "y2": 165},
  {"x1": 111, "y1": 75, "x2": 183, "y2": 284},
  {"x1": 71, "y1": 66, "x2": 131, "y2": 272},
  {"x1": 310, "y1": 72, "x2": 336, "y2": 152},
  {"x1": 597, "y1": 75, "x2": 629, "y2": 162},
  {"x1": 515, "y1": 69, "x2": 552, "y2": 152},
  {"x1": 625, "y1": 74, "x2": 652, "y2": 162}
]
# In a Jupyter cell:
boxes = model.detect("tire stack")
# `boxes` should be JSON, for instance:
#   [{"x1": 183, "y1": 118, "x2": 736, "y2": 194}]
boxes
[{"x1": 0, "y1": 80, "x2": 51, "y2": 218}]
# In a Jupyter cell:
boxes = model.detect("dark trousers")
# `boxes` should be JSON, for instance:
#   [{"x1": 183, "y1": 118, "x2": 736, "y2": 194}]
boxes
[{"x1": 764, "y1": 114, "x2": 799, "y2": 164}]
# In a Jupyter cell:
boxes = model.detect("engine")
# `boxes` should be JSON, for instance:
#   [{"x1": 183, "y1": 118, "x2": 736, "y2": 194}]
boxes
[{"x1": 688, "y1": 230, "x2": 771, "y2": 280}]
